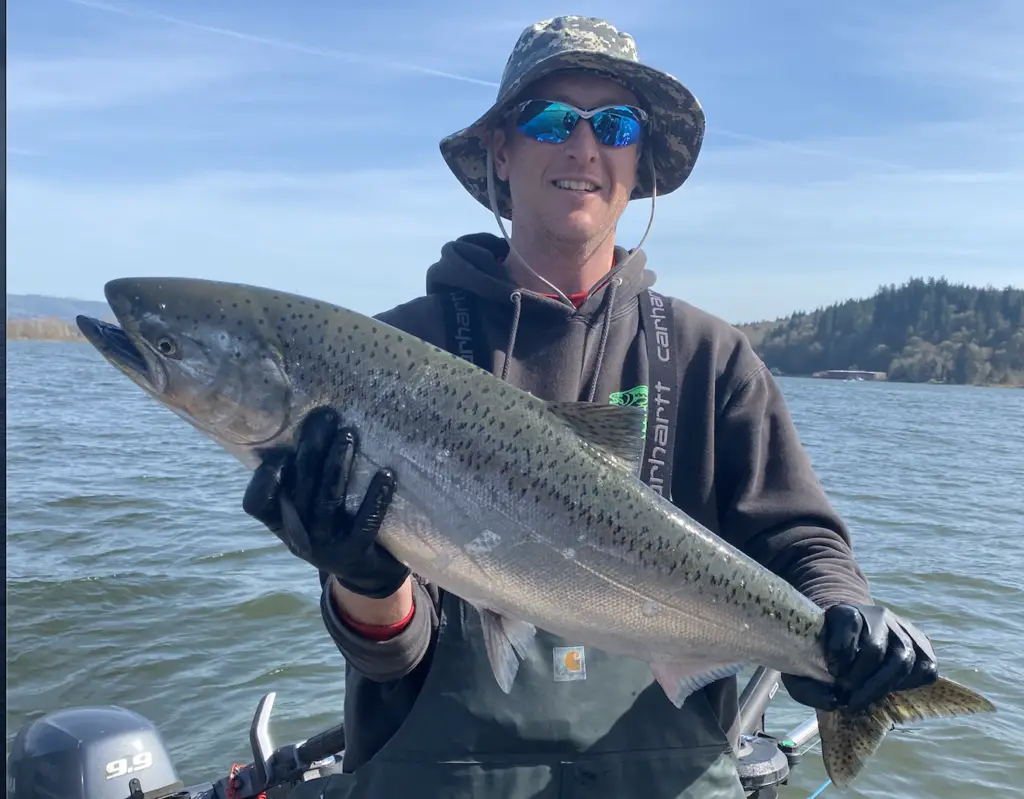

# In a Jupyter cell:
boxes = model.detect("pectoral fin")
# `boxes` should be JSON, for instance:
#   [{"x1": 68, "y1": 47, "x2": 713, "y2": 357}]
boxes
[
  {"x1": 477, "y1": 607, "x2": 538, "y2": 694},
  {"x1": 545, "y1": 401, "x2": 646, "y2": 473},
  {"x1": 649, "y1": 660, "x2": 746, "y2": 708}
]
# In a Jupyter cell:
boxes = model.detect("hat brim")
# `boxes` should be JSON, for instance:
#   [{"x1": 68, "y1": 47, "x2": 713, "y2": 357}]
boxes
[{"x1": 439, "y1": 50, "x2": 706, "y2": 220}]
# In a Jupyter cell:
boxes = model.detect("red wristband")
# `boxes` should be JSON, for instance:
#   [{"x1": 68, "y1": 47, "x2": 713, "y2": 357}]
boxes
[{"x1": 337, "y1": 599, "x2": 415, "y2": 641}]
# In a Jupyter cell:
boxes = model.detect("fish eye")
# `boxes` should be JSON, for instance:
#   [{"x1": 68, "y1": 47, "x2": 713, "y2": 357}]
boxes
[{"x1": 154, "y1": 335, "x2": 180, "y2": 358}]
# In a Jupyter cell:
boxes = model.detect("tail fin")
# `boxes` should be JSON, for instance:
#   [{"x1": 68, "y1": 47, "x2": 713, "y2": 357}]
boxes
[{"x1": 818, "y1": 676, "x2": 995, "y2": 789}]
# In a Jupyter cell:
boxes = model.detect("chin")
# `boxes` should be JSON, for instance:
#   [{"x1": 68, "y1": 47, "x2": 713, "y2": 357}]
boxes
[{"x1": 546, "y1": 211, "x2": 604, "y2": 242}]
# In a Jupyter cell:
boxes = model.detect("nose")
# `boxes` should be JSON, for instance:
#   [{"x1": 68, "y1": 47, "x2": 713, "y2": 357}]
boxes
[{"x1": 563, "y1": 118, "x2": 601, "y2": 162}]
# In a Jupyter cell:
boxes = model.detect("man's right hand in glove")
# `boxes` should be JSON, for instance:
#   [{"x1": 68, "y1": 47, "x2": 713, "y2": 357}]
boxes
[{"x1": 242, "y1": 406, "x2": 412, "y2": 626}]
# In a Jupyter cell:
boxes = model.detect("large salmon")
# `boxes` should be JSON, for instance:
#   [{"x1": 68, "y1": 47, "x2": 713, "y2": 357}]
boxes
[{"x1": 77, "y1": 277, "x2": 995, "y2": 789}]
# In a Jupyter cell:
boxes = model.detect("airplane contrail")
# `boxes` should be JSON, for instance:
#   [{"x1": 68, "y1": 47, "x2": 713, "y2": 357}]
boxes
[
  {"x1": 65, "y1": 0, "x2": 501, "y2": 88},
  {"x1": 65, "y1": 0, "x2": 914, "y2": 173}
]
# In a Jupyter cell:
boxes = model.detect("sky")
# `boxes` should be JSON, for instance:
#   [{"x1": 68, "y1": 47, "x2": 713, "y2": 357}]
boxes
[{"x1": 7, "y1": 0, "x2": 1023, "y2": 324}]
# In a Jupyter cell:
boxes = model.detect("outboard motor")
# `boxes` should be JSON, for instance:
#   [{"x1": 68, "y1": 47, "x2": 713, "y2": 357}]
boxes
[{"x1": 7, "y1": 706, "x2": 188, "y2": 799}]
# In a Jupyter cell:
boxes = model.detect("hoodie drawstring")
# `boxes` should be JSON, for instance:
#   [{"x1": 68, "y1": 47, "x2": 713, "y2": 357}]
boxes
[
  {"x1": 585, "y1": 276, "x2": 621, "y2": 402},
  {"x1": 498, "y1": 277, "x2": 621, "y2": 401},
  {"x1": 501, "y1": 290, "x2": 523, "y2": 381}
]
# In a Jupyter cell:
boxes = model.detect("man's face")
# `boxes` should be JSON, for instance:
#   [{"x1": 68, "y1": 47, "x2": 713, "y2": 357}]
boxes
[{"x1": 491, "y1": 72, "x2": 642, "y2": 248}]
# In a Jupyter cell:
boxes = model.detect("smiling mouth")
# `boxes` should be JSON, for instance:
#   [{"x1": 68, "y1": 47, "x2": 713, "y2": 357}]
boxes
[{"x1": 553, "y1": 179, "x2": 600, "y2": 193}]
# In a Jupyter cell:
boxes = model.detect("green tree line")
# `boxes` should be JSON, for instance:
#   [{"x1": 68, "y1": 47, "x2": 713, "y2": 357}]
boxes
[{"x1": 738, "y1": 278, "x2": 1024, "y2": 386}]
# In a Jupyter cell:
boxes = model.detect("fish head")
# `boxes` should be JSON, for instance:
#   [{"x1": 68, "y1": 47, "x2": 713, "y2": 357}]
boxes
[{"x1": 77, "y1": 277, "x2": 296, "y2": 454}]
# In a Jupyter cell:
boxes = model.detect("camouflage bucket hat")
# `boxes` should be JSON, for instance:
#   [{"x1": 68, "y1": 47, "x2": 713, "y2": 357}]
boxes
[{"x1": 439, "y1": 15, "x2": 706, "y2": 220}]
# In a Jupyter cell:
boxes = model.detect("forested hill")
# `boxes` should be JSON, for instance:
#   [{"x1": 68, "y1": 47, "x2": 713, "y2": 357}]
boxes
[{"x1": 737, "y1": 278, "x2": 1024, "y2": 386}]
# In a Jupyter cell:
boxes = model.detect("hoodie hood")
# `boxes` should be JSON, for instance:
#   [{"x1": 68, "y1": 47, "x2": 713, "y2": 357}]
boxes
[
  {"x1": 417, "y1": 232, "x2": 658, "y2": 403},
  {"x1": 425, "y1": 232, "x2": 656, "y2": 321}
]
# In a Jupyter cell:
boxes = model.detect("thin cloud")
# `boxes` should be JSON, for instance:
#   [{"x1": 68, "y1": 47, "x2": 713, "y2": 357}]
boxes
[
  {"x1": 63, "y1": 0, "x2": 888, "y2": 175},
  {"x1": 5, "y1": 167, "x2": 492, "y2": 314},
  {"x1": 834, "y1": 1, "x2": 1024, "y2": 107},
  {"x1": 708, "y1": 129, "x2": 916, "y2": 174},
  {"x1": 8, "y1": 153, "x2": 1022, "y2": 325},
  {"x1": 6, "y1": 54, "x2": 244, "y2": 112},
  {"x1": 65, "y1": 0, "x2": 500, "y2": 88}
]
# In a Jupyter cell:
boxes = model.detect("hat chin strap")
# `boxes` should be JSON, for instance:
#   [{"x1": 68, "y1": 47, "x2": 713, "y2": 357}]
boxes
[{"x1": 485, "y1": 145, "x2": 658, "y2": 308}]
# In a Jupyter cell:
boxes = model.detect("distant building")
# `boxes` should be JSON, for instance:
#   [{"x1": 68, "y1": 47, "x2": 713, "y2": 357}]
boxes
[{"x1": 811, "y1": 369, "x2": 887, "y2": 381}]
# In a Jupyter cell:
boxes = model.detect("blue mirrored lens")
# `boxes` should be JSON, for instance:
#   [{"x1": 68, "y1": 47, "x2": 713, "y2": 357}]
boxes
[
  {"x1": 591, "y1": 107, "x2": 642, "y2": 147},
  {"x1": 517, "y1": 102, "x2": 577, "y2": 143},
  {"x1": 515, "y1": 101, "x2": 643, "y2": 147}
]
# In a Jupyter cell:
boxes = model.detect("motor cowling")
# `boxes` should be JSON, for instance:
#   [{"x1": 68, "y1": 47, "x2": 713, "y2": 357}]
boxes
[{"x1": 7, "y1": 706, "x2": 187, "y2": 799}]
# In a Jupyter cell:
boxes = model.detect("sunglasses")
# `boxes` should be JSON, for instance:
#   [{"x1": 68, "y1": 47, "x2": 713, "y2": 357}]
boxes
[{"x1": 511, "y1": 99, "x2": 647, "y2": 148}]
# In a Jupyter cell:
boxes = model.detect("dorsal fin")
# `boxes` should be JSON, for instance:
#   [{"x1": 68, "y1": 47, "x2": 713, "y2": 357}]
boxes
[{"x1": 545, "y1": 401, "x2": 646, "y2": 474}]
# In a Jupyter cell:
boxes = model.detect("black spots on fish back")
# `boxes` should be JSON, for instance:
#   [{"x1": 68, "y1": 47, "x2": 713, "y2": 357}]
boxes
[{"x1": 779, "y1": 607, "x2": 803, "y2": 635}]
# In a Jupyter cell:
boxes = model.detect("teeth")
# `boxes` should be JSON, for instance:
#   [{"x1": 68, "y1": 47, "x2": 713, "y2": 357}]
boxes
[{"x1": 555, "y1": 179, "x2": 598, "y2": 192}]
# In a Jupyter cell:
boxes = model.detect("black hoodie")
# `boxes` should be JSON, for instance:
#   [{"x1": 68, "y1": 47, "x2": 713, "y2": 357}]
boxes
[{"x1": 319, "y1": 232, "x2": 872, "y2": 771}]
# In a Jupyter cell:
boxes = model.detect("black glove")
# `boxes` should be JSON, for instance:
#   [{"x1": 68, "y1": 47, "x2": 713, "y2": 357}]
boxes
[
  {"x1": 242, "y1": 406, "x2": 410, "y2": 599},
  {"x1": 783, "y1": 603, "x2": 938, "y2": 712}
]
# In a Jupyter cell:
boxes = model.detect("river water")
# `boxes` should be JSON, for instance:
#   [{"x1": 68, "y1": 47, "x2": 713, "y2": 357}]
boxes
[{"x1": 5, "y1": 340, "x2": 1023, "y2": 798}]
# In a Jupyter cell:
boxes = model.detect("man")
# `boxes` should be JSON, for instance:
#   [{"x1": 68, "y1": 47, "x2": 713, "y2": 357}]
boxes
[{"x1": 244, "y1": 16, "x2": 937, "y2": 799}]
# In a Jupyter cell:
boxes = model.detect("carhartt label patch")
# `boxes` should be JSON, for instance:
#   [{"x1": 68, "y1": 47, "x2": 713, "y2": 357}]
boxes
[{"x1": 552, "y1": 645, "x2": 586, "y2": 681}]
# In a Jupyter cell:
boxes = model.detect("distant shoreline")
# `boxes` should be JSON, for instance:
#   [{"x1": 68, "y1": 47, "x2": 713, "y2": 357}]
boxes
[
  {"x1": 8, "y1": 317, "x2": 1020, "y2": 388},
  {"x1": 7, "y1": 317, "x2": 94, "y2": 342},
  {"x1": 9, "y1": 334, "x2": 90, "y2": 342}
]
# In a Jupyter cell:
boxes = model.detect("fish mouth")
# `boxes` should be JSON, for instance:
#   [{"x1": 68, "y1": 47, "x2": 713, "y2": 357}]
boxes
[{"x1": 76, "y1": 315, "x2": 151, "y2": 381}]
